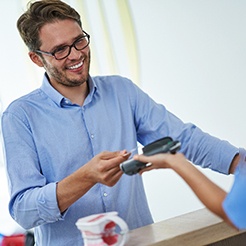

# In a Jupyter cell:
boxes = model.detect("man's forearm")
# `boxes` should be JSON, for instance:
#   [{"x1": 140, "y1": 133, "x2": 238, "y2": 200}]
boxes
[{"x1": 56, "y1": 166, "x2": 95, "y2": 213}]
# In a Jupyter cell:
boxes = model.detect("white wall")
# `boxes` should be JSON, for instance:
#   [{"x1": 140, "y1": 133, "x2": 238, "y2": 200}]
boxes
[
  {"x1": 129, "y1": 0, "x2": 246, "y2": 221},
  {"x1": 0, "y1": 0, "x2": 245, "y2": 232}
]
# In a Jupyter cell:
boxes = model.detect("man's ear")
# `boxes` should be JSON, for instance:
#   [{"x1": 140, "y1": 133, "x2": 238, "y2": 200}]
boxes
[{"x1": 29, "y1": 51, "x2": 44, "y2": 67}]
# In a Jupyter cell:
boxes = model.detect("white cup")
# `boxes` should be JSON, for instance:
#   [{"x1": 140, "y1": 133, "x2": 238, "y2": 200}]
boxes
[{"x1": 76, "y1": 211, "x2": 129, "y2": 246}]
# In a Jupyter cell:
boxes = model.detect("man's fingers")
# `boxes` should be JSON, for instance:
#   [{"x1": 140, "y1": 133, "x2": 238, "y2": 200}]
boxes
[{"x1": 100, "y1": 150, "x2": 129, "y2": 160}]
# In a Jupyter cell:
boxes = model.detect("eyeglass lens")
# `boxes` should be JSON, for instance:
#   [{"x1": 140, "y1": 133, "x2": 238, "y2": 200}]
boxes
[{"x1": 54, "y1": 34, "x2": 90, "y2": 60}]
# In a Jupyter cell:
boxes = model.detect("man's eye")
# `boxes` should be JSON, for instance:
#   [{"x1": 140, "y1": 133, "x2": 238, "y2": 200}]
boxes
[
  {"x1": 76, "y1": 38, "x2": 85, "y2": 44},
  {"x1": 54, "y1": 46, "x2": 68, "y2": 54}
]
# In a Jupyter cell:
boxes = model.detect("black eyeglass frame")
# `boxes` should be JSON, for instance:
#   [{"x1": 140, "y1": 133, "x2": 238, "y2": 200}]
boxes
[{"x1": 35, "y1": 31, "x2": 90, "y2": 60}]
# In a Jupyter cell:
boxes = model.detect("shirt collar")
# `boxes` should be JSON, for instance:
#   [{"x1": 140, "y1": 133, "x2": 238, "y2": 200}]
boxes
[{"x1": 40, "y1": 73, "x2": 97, "y2": 107}]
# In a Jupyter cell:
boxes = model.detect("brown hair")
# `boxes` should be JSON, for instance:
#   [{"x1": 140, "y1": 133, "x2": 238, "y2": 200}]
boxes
[{"x1": 17, "y1": 0, "x2": 82, "y2": 51}]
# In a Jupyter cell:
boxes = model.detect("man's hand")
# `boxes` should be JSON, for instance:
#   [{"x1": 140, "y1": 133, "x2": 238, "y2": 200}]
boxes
[
  {"x1": 84, "y1": 150, "x2": 130, "y2": 186},
  {"x1": 57, "y1": 150, "x2": 130, "y2": 212}
]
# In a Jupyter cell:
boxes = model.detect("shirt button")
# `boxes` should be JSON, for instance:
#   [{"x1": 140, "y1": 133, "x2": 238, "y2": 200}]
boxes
[
  {"x1": 103, "y1": 192, "x2": 108, "y2": 197},
  {"x1": 91, "y1": 134, "x2": 94, "y2": 139}
]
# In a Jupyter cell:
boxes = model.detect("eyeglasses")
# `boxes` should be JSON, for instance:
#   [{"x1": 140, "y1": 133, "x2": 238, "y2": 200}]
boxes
[{"x1": 35, "y1": 31, "x2": 90, "y2": 60}]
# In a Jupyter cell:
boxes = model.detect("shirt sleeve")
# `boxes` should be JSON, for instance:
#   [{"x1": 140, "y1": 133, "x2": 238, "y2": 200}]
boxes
[
  {"x1": 1, "y1": 111, "x2": 65, "y2": 230},
  {"x1": 130, "y1": 81, "x2": 238, "y2": 174},
  {"x1": 222, "y1": 148, "x2": 246, "y2": 230}
]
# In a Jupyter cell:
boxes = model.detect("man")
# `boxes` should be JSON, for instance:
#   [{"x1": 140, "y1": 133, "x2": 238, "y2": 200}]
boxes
[{"x1": 1, "y1": 1, "x2": 240, "y2": 245}]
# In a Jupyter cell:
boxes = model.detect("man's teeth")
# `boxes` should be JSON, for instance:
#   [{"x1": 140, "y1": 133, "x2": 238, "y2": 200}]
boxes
[{"x1": 68, "y1": 61, "x2": 83, "y2": 69}]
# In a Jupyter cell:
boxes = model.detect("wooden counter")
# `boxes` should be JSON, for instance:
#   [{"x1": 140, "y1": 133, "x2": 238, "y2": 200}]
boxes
[{"x1": 125, "y1": 208, "x2": 246, "y2": 246}]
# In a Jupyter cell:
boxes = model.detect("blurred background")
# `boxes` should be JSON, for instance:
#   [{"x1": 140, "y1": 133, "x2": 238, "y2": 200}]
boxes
[{"x1": 1, "y1": 0, "x2": 246, "y2": 235}]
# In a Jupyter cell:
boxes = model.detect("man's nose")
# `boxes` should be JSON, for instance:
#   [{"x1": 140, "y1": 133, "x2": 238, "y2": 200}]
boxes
[{"x1": 67, "y1": 46, "x2": 81, "y2": 59}]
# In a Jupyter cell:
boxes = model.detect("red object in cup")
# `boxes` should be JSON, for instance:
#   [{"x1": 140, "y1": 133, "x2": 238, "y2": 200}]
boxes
[
  {"x1": 2, "y1": 234, "x2": 25, "y2": 246},
  {"x1": 102, "y1": 221, "x2": 119, "y2": 245}
]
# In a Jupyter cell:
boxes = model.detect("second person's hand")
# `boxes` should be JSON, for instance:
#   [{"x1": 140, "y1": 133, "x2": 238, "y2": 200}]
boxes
[{"x1": 133, "y1": 152, "x2": 187, "y2": 175}]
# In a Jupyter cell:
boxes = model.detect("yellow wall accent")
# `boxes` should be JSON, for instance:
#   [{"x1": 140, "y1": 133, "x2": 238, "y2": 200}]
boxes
[
  {"x1": 115, "y1": 0, "x2": 140, "y2": 85},
  {"x1": 74, "y1": 0, "x2": 140, "y2": 85}
]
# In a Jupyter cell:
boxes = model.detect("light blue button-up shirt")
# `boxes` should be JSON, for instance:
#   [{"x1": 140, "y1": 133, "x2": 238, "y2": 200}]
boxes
[
  {"x1": 223, "y1": 148, "x2": 246, "y2": 230},
  {"x1": 1, "y1": 74, "x2": 238, "y2": 245}
]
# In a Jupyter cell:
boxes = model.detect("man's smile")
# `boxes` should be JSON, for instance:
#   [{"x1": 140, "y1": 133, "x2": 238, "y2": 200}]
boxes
[{"x1": 67, "y1": 60, "x2": 84, "y2": 70}]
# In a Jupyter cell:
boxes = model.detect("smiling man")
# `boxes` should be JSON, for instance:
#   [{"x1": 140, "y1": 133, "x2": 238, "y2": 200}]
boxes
[
  {"x1": 1, "y1": 1, "x2": 241, "y2": 246},
  {"x1": 30, "y1": 19, "x2": 91, "y2": 105}
]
